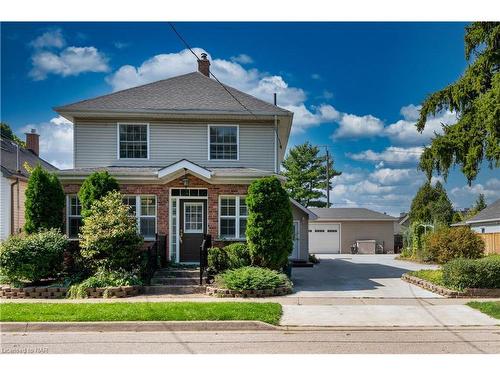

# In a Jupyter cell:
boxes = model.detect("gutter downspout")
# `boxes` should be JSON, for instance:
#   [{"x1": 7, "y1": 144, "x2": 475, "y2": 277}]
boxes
[
  {"x1": 274, "y1": 115, "x2": 279, "y2": 174},
  {"x1": 10, "y1": 178, "x2": 19, "y2": 235}
]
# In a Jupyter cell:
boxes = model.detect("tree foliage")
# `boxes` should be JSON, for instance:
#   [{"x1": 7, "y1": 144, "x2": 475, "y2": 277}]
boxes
[
  {"x1": 409, "y1": 181, "x2": 454, "y2": 225},
  {"x1": 24, "y1": 165, "x2": 65, "y2": 234},
  {"x1": 79, "y1": 191, "x2": 143, "y2": 272},
  {"x1": 281, "y1": 142, "x2": 341, "y2": 207},
  {"x1": 78, "y1": 171, "x2": 119, "y2": 217},
  {"x1": 1, "y1": 122, "x2": 25, "y2": 147},
  {"x1": 246, "y1": 176, "x2": 293, "y2": 270},
  {"x1": 417, "y1": 22, "x2": 500, "y2": 183}
]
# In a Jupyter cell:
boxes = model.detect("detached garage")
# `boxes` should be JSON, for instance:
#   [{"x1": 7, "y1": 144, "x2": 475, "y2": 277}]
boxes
[{"x1": 308, "y1": 208, "x2": 397, "y2": 254}]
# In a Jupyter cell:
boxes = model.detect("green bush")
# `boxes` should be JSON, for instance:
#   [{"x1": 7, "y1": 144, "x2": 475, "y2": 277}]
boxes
[
  {"x1": 67, "y1": 269, "x2": 142, "y2": 298},
  {"x1": 0, "y1": 229, "x2": 68, "y2": 283},
  {"x1": 78, "y1": 171, "x2": 119, "y2": 217},
  {"x1": 224, "y1": 242, "x2": 251, "y2": 269},
  {"x1": 442, "y1": 257, "x2": 500, "y2": 290},
  {"x1": 215, "y1": 266, "x2": 291, "y2": 292},
  {"x1": 79, "y1": 191, "x2": 143, "y2": 272},
  {"x1": 424, "y1": 226, "x2": 484, "y2": 263},
  {"x1": 246, "y1": 176, "x2": 293, "y2": 270},
  {"x1": 207, "y1": 247, "x2": 229, "y2": 274},
  {"x1": 24, "y1": 165, "x2": 65, "y2": 233}
]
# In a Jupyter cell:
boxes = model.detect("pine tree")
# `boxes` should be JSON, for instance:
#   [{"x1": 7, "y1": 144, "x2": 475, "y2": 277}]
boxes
[
  {"x1": 409, "y1": 181, "x2": 454, "y2": 225},
  {"x1": 78, "y1": 171, "x2": 119, "y2": 217},
  {"x1": 281, "y1": 142, "x2": 341, "y2": 207},
  {"x1": 24, "y1": 165, "x2": 65, "y2": 233}
]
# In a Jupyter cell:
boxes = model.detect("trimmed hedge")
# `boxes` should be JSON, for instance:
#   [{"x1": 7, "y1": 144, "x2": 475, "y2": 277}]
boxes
[
  {"x1": 215, "y1": 266, "x2": 291, "y2": 292},
  {"x1": 0, "y1": 229, "x2": 68, "y2": 283},
  {"x1": 442, "y1": 257, "x2": 500, "y2": 290},
  {"x1": 207, "y1": 243, "x2": 251, "y2": 274},
  {"x1": 207, "y1": 247, "x2": 230, "y2": 274}
]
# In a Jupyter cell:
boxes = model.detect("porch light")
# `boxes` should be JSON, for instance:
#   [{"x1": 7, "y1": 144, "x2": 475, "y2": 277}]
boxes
[{"x1": 182, "y1": 168, "x2": 189, "y2": 188}]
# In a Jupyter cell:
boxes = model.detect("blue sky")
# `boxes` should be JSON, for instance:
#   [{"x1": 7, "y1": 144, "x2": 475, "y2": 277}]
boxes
[{"x1": 1, "y1": 22, "x2": 499, "y2": 215}]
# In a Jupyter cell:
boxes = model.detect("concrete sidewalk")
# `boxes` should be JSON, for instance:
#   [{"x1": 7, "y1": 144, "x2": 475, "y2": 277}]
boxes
[{"x1": 280, "y1": 304, "x2": 500, "y2": 327}]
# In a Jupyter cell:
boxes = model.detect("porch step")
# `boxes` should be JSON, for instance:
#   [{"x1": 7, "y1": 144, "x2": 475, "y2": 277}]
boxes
[
  {"x1": 150, "y1": 277, "x2": 201, "y2": 286},
  {"x1": 143, "y1": 285, "x2": 207, "y2": 295},
  {"x1": 153, "y1": 269, "x2": 200, "y2": 278}
]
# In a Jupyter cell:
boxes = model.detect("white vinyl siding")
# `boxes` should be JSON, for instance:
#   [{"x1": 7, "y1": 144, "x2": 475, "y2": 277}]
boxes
[{"x1": 74, "y1": 121, "x2": 275, "y2": 170}]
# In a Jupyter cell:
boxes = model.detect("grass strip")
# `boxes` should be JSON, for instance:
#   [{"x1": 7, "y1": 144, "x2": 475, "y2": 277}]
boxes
[
  {"x1": 0, "y1": 302, "x2": 282, "y2": 325},
  {"x1": 407, "y1": 269, "x2": 445, "y2": 286},
  {"x1": 467, "y1": 302, "x2": 500, "y2": 320}
]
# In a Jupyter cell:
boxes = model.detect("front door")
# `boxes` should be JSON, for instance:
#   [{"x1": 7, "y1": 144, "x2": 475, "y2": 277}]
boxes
[{"x1": 179, "y1": 199, "x2": 207, "y2": 262}]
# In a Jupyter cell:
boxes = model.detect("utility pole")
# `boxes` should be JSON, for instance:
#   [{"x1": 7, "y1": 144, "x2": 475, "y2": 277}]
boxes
[{"x1": 325, "y1": 149, "x2": 330, "y2": 208}]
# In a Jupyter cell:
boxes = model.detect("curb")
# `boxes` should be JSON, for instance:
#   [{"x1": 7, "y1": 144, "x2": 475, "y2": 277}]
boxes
[{"x1": 0, "y1": 320, "x2": 278, "y2": 332}]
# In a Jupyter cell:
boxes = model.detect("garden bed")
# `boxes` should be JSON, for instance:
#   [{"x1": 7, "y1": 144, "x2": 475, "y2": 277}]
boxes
[
  {"x1": 206, "y1": 284, "x2": 292, "y2": 298},
  {"x1": 401, "y1": 273, "x2": 500, "y2": 298},
  {"x1": 0, "y1": 285, "x2": 142, "y2": 299}
]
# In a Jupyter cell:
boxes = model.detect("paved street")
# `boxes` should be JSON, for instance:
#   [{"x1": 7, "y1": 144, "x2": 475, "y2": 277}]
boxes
[
  {"x1": 2, "y1": 327, "x2": 500, "y2": 354},
  {"x1": 291, "y1": 254, "x2": 441, "y2": 298}
]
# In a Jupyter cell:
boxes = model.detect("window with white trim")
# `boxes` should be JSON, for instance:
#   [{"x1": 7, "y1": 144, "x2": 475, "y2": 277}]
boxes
[
  {"x1": 209, "y1": 125, "x2": 238, "y2": 160},
  {"x1": 219, "y1": 196, "x2": 247, "y2": 239},
  {"x1": 118, "y1": 124, "x2": 148, "y2": 159},
  {"x1": 122, "y1": 195, "x2": 157, "y2": 240},
  {"x1": 67, "y1": 195, "x2": 82, "y2": 239}
]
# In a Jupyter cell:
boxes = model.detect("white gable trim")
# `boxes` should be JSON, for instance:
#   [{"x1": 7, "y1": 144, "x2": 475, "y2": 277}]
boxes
[{"x1": 157, "y1": 159, "x2": 213, "y2": 180}]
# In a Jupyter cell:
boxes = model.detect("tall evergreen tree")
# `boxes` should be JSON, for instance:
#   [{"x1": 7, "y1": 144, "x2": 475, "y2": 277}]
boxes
[
  {"x1": 281, "y1": 142, "x2": 341, "y2": 207},
  {"x1": 78, "y1": 171, "x2": 119, "y2": 217},
  {"x1": 24, "y1": 165, "x2": 65, "y2": 233},
  {"x1": 465, "y1": 193, "x2": 488, "y2": 218},
  {"x1": 417, "y1": 22, "x2": 500, "y2": 183},
  {"x1": 409, "y1": 181, "x2": 454, "y2": 225},
  {"x1": 1, "y1": 122, "x2": 25, "y2": 147}
]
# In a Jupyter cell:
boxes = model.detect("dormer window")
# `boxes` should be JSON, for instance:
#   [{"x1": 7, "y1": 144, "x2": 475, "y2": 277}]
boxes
[
  {"x1": 118, "y1": 123, "x2": 149, "y2": 159},
  {"x1": 208, "y1": 125, "x2": 239, "y2": 160}
]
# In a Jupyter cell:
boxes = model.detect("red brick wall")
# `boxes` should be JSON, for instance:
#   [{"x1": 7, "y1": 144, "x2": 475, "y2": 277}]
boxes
[{"x1": 62, "y1": 174, "x2": 249, "y2": 259}]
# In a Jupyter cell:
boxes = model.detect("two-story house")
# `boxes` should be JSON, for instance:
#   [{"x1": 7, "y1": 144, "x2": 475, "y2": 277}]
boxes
[{"x1": 55, "y1": 55, "x2": 314, "y2": 264}]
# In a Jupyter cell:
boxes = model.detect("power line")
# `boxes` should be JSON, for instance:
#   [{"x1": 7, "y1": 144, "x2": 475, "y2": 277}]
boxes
[{"x1": 168, "y1": 22, "x2": 257, "y2": 120}]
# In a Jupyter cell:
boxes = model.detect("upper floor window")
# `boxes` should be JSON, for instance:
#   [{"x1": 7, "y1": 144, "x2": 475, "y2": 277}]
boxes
[
  {"x1": 118, "y1": 123, "x2": 149, "y2": 159},
  {"x1": 208, "y1": 125, "x2": 238, "y2": 160}
]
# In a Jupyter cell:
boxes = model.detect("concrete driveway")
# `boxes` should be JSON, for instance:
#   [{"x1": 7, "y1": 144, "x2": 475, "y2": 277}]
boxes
[{"x1": 291, "y1": 254, "x2": 441, "y2": 298}]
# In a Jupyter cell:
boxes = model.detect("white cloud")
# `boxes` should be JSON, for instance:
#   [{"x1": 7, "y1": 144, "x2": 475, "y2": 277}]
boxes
[
  {"x1": 347, "y1": 146, "x2": 424, "y2": 164},
  {"x1": 486, "y1": 178, "x2": 500, "y2": 190},
  {"x1": 114, "y1": 41, "x2": 130, "y2": 49},
  {"x1": 230, "y1": 54, "x2": 253, "y2": 64},
  {"x1": 29, "y1": 30, "x2": 110, "y2": 81},
  {"x1": 369, "y1": 168, "x2": 416, "y2": 185},
  {"x1": 451, "y1": 179, "x2": 500, "y2": 204},
  {"x1": 22, "y1": 116, "x2": 73, "y2": 170},
  {"x1": 385, "y1": 105, "x2": 457, "y2": 145},
  {"x1": 30, "y1": 47, "x2": 110, "y2": 81},
  {"x1": 30, "y1": 29, "x2": 66, "y2": 49},
  {"x1": 332, "y1": 113, "x2": 385, "y2": 139}
]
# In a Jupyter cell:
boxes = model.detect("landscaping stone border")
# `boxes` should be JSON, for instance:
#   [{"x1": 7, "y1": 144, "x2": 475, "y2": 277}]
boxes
[
  {"x1": 206, "y1": 285, "x2": 293, "y2": 298},
  {"x1": 0, "y1": 285, "x2": 142, "y2": 299},
  {"x1": 401, "y1": 273, "x2": 500, "y2": 298}
]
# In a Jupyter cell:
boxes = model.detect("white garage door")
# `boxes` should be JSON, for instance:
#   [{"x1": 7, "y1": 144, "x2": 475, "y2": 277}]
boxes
[{"x1": 309, "y1": 223, "x2": 340, "y2": 254}]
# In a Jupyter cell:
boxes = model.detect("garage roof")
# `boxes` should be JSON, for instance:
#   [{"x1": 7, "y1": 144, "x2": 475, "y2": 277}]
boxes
[{"x1": 310, "y1": 207, "x2": 397, "y2": 221}]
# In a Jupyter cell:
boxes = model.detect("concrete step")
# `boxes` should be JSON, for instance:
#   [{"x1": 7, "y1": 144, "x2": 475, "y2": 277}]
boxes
[
  {"x1": 150, "y1": 277, "x2": 201, "y2": 286},
  {"x1": 154, "y1": 269, "x2": 200, "y2": 278},
  {"x1": 143, "y1": 285, "x2": 207, "y2": 295}
]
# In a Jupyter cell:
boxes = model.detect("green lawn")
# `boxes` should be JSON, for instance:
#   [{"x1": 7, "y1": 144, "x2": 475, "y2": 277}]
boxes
[
  {"x1": 407, "y1": 269, "x2": 444, "y2": 286},
  {"x1": 467, "y1": 302, "x2": 500, "y2": 320},
  {"x1": 0, "y1": 302, "x2": 282, "y2": 325}
]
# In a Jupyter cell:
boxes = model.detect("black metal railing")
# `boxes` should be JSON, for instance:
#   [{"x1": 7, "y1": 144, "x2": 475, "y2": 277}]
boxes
[
  {"x1": 142, "y1": 234, "x2": 166, "y2": 284},
  {"x1": 199, "y1": 234, "x2": 212, "y2": 285}
]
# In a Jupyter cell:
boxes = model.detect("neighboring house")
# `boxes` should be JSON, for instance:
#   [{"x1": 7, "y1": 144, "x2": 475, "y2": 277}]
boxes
[
  {"x1": 452, "y1": 198, "x2": 500, "y2": 254},
  {"x1": 55, "y1": 55, "x2": 314, "y2": 263},
  {"x1": 308, "y1": 208, "x2": 397, "y2": 254},
  {"x1": 0, "y1": 131, "x2": 58, "y2": 240}
]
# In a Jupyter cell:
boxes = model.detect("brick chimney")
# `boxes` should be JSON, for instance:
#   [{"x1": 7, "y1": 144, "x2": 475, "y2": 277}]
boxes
[
  {"x1": 197, "y1": 53, "x2": 210, "y2": 77},
  {"x1": 25, "y1": 129, "x2": 40, "y2": 156}
]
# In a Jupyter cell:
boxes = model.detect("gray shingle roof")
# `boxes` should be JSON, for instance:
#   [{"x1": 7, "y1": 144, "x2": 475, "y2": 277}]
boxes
[
  {"x1": 1, "y1": 138, "x2": 58, "y2": 178},
  {"x1": 465, "y1": 199, "x2": 500, "y2": 223},
  {"x1": 55, "y1": 72, "x2": 291, "y2": 117},
  {"x1": 310, "y1": 207, "x2": 397, "y2": 221}
]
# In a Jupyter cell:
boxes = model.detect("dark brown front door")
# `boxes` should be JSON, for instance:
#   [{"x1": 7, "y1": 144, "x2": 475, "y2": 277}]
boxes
[{"x1": 179, "y1": 199, "x2": 207, "y2": 262}]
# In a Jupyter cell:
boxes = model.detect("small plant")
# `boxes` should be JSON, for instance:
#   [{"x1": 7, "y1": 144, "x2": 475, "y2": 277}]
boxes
[
  {"x1": 67, "y1": 269, "x2": 142, "y2": 298},
  {"x1": 79, "y1": 191, "x2": 143, "y2": 272},
  {"x1": 0, "y1": 229, "x2": 68, "y2": 284},
  {"x1": 308, "y1": 254, "x2": 320, "y2": 264},
  {"x1": 224, "y1": 242, "x2": 251, "y2": 269},
  {"x1": 215, "y1": 266, "x2": 291, "y2": 292},
  {"x1": 207, "y1": 247, "x2": 229, "y2": 274},
  {"x1": 424, "y1": 226, "x2": 484, "y2": 263}
]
